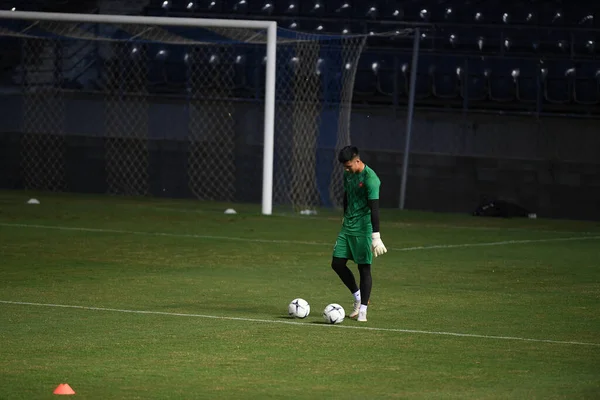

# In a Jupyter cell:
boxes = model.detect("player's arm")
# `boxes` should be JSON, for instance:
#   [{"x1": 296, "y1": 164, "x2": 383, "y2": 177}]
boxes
[
  {"x1": 368, "y1": 199, "x2": 380, "y2": 233},
  {"x1": 366, "y1": 177, "x2": 387, "y2": 257}
]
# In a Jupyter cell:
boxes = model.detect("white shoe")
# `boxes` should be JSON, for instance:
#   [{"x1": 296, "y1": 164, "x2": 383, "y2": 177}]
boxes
[
  {"x1": 357, "y1": 310, "x2": 367, "y2": 322},
  {"x1": 349, "y1": 300, "x2": 361, "y2": 319}
]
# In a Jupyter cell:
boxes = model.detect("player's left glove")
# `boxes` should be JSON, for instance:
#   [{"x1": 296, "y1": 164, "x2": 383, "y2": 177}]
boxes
[{"x1": 371, "y1": 232, "x2": 387, "y2": 257}]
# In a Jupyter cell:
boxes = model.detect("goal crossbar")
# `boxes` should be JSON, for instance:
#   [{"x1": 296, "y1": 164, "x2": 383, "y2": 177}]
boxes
[{"x1": 0, "y1": 10, "x2": 277, "y2": 215}]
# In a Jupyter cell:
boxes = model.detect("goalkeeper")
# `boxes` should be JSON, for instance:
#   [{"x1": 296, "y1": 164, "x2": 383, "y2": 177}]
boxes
[{"x1": 331, "y1": 146, "x2": 387, "y2": 322}]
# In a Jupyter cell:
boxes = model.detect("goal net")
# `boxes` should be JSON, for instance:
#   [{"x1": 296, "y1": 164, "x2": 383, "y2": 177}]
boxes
[{"x1": 0, "y1": 11, "x2": 373, "y2": 213}]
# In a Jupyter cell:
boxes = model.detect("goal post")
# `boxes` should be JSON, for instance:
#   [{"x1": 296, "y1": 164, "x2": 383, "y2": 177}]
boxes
[
  {"x1": 0, "y1": 10, "x2": 376, "y2": 215},
  {"x1": 0, "y1": 10, "x2": 277, "y2": 214}
]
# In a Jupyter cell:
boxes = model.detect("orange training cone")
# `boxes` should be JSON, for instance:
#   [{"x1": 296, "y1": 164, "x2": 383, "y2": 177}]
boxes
[{"x1": 53, "y1": 383, "x2": 76, "y2": 395}]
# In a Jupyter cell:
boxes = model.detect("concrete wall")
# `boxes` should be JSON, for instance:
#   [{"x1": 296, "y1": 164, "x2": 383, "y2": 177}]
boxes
[{"x1": 1, "y1": 91, "x2": 599, "y2": 220}]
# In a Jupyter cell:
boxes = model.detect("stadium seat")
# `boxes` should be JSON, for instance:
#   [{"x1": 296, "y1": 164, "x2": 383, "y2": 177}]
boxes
[
  {"x1": 464, "y1": 57, "x2": 489, "y2": 102},
  {"x1": 487, "y1": 58, "x2": 516, "y2": 102},
  {"x1": 573, "y1": 62, "x2": 600, "y2": 105},
  {"x1": 400, "y1": 54, "x2": 431, "y2": 100},
  {"x1": 354, "y1": 53, "x2": 378, "y2": 96},
  {"x1": 429, "y1": 54, "x2": 461, "y2": 99},
  {"x1": 4, "y1": 0, "x2": 597, "y2": 118},
  {"x1": 514, "y1": 58, "x2": 539, "y2": 103},
  {"x1": 374, "y1": 54, "x2": 396, "y2": 99},
  {"x1": 542, "y1": 59, "x2": 573, "y2": 104}
]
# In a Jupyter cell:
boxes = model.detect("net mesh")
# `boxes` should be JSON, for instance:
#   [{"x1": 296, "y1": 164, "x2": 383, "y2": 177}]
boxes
[
  {"x1": 20, "y1": 38, "x2": 66, "y2": 192},
  {"x1": 186, "y1": 46, "x2": 236, "y2": 201},
  {"x1": 1, "y1": 17, "x2": 387, "y2": 210},
  {"x1": 104, "y1": 42, "x2": 149, "y2": 196},
  {"x1": 274, "y1": 35, "x2": 367, "y2": 209}
]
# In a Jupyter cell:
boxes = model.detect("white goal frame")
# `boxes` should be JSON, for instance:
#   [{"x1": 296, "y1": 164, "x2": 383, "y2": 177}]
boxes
[{"x1": 0, "y1": 10, "x2": 277, "y2": 215}]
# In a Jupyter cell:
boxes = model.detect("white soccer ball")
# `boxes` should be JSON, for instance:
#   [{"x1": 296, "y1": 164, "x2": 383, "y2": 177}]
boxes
[
  {"x1": 288, "y1": 298, "x2": 310, "y2": 319},
  {"x1": 323, "y1": 303, "x2": 345, "y2": 324}
]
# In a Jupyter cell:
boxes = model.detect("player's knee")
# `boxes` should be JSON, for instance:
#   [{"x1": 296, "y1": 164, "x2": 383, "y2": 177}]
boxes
[{"x1": 331, "y1": 257, "x2": 347, "y2": 272}]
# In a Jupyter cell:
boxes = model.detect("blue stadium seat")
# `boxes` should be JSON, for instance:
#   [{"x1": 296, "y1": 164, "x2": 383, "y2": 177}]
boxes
[
  {"x1": 320, "y1": 0, "x2": 351, "y2": 17},
  {"x1": 571, "y1": 31, "x2": 597, "y2": 58},
  {"x1": 405, "y1": 54, "x2": 432, "y2": 100},
  {"x1": 351, "y1": 1, "x2": 382, "y2": 19},
  {"x1": 542, "y1": 59, "x2": 573, "y2": 104},
  {"x1": 429, "y1": 54, "x2": 461, "y2": 99},
  {"x1": 165, "y1": 0, "x2": 198, "y2": 13},
  {"x1": 573, "y1": 62, "x2": 600, "y2": 105},
  {"x1": 354, "y1": 53, "x2": 378, "y2": 95},
  {"x1": 542, "y1": 30, "x2": 571, "y2": 56},
  {"x1": 145, "y1": 0, "x2": 171, "y2": 15},
  {"x1": 487, "y1": 58, "x2": 516, "y2": 102},
  {"x1": 374, "y1": 54, "x2": 396, "y2": 99},
  {"x1": 298, "y1": 0, "x2": 325, "y2": 17},
  {"x1": 147, "y1": 47, "x2": 183, "y2": 93},
  {"x1": 243, "y1": 0, "x2": 268, "y2": 14},
  {"x1": 514, "y1": 58, "x2": 539, "y2": 103},
  {"x1": 464, "y1": 57, "x2": 489, "y2": 102},
  {"x1": 231, "y1": 51, "x2": 253, "y2": 97}
]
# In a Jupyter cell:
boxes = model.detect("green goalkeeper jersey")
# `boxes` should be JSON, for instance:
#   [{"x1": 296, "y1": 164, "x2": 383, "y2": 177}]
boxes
[{"x1": 342, "y1": 165, "x2": 380, "y2": 236}]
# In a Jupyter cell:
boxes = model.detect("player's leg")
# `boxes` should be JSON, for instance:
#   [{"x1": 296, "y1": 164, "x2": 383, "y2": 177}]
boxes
[
  {"x1": 331, "y1": 233, "x2": 361, "y2": 313},
  {"x1": 348, "y1": 235, "x2": 373, "y2": 321},
  {"x1": 332, "y1": 255, "x2": 362, "y2": 318},
  {"x1": 331, "y1": 256, "x2": 358, "y2": 294},
  {"x1": 356, "y1": 264, "x2": 372, "y2": 322}
]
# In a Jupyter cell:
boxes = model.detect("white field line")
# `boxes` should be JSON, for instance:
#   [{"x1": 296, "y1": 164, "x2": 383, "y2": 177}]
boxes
[
  {"x1": 395, "y1": 235, "x2": 600, "y2": 251},
  {"x1": 1, "y1": 222, "x2": 599, "y2": 251},
  {"x1": 0, "y1": 222, "x2": 326, "y2": 246},
  {"x1": 1, "y1": 300, "x2": 598, "y2": 347}
]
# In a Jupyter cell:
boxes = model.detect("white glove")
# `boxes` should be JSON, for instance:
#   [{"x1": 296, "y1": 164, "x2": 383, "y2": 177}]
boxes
[{"x1": 371, "y1": 232, "x2": 387, "y2": 257}]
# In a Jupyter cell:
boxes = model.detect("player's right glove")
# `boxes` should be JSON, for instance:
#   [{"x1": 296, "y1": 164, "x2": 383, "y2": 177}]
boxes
[{"x1": 371, "y1": 232, "x2": 387, "y2": 257}]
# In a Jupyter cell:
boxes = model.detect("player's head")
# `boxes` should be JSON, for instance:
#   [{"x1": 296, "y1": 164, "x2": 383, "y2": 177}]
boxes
[{"x1": 338, "y1": 145, "x2": 362, "y2": 173}]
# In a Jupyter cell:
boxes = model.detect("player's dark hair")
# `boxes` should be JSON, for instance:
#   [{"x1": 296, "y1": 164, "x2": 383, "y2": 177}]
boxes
[{"x1": 338, "y1": 146, "x2": 359, "y2": 163}]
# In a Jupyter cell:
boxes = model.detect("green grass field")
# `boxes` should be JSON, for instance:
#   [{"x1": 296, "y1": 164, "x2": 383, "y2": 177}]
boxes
[{"x1": 1, "y1": 189, "x2": 599, "y2": 399}]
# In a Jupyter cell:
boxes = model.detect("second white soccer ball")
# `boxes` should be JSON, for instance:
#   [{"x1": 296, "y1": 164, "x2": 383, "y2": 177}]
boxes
[
  {"x1": 323, "y1": 303, "x2": 345, "y2": 324},
  {"x1": 288, "y1": 298, "x2": 310, "y2": 319}
]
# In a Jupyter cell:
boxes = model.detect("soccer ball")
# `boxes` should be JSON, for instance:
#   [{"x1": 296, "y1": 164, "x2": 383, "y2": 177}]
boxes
[
  {"x1": 288, "y1": 298, "x2": 310, "y2": 319},
  {"x1": 323, "y1": 303, "x2": 345, "y2": 324}
]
